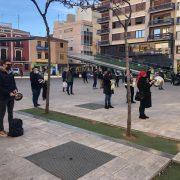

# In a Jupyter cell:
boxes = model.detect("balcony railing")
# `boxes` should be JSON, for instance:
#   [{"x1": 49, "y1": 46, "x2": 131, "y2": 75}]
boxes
[
  {"x1": 148, "y1": 33, "x2": 173, "y2": 41},
  {"x1": 98, "y1": 40, "x2": 110, "y2": 46},
  {"x1": 14, "y1": 43, "x2": 23, "y2": 48},
  {"x1": 97, "y1": 28, "x2": 110, "y2": 35},
  {"x1": 149, "y1": 3, "x2": 175, "y2": 13},
  {"x1": 0, "y1": 42, "x2": 9, "y2": 47},
  {"x1": 36, "y1": 45, "x2": 48, "y2": 51},
  {"x1": 13, "y1": 57, "x2": 25, "y2": 61},
  {"x1": 149, "y1": 18, "x2": 174, "y2": 27},
  {"x1": 97, "y1": 16, "x2": 110, "y2": 24},
  {"x1": 95, "y1": 3, "x2": 110, "y2": 12}
]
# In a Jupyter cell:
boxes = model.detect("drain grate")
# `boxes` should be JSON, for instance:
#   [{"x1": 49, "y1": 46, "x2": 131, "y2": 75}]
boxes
[
  {"x1": 76, "y1": 103, "x2": 104, "y2": 110},
  {"x1": 26, "y1": 141, "x2": 116, "y2": 180}
]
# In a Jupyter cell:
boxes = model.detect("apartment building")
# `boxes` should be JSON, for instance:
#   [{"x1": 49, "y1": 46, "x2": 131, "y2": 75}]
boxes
[
  {"x1": 0, "y1": 23, "x2": 30, "y2": 72},
  {"x1": 29, "y1": 36, "x2": 68, "y2": 72},
  {"x1": 97, "y1": 0, "x2": 180, "y2": 72},
  {"x1": 53, "y1": 8, "x2": 101, "y2": 56}
]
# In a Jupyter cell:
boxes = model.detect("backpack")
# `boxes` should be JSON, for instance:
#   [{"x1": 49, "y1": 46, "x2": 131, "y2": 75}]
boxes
[{"x1": 8, "y1": 118, "x2": 24, "y2": 137}]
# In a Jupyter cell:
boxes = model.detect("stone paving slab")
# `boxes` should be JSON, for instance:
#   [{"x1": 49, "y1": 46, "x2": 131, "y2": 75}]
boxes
[
  {"x1": 173, "y1": 152, "x2": 180, "y2": 163},
  {"x1": 1, "y1": 113, "x2": 171, "y2": 180}
]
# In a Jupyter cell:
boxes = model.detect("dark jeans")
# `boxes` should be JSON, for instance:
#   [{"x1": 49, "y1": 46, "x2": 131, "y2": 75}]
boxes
[
  {"x1": 139, "y1": 101, "x2": 145, "y2": 116},
  {"x1": 125, "y1": 86, "x2": 134, "y2": 102},
  {"x1": 93, "y1": 78, "x2": 97, "y2": 88},
  {"x1": 0, "y1": 99, "x2": 14, "y2": 131},
  {"x1": 83, "y1": 77, "x2": 88, "y2": 83},
  {"x1": 105, "y1": 94, "x2": 112, "y2": 107},
  {"x1": 42, "y1": 82, "x2": 47, "y2": 100},
  {"x1": 67, "y1": 82, "x2": 73, "y2": 94},
  {"x1": 32, "y1": 88, "x2": 41, "y2": 106}
]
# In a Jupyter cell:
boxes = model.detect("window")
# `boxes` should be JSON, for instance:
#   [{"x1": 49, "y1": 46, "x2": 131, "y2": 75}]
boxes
[
  {"x1": 177, "y1": 32, "x2": 180, "y2": 40},
  {"x1": 37, "y1": 52, "x2": 41, "y2": 59},
  {"x1": 177, "y1": 17, "x2": 180, "y2": 24},
  {"x1": 135, "y1": 17, "x2": 145, "y2": 25},
  {"x1": 37, "y1": 41, "x2": 41, "y2": 46},
  {"x1": 1, "y1": 49, "x2": 7, "y2": 60},
  {"x1": 60, "y1": 43, "x2": 64, "y2": 48},
  {"x1": 135, "y1": 30, "x2": 145, "y2": 38},
  {"x1": 154, "y1": 29, "x2": 161, "y2": 35},
  {"x1": 64, "y1": 28, "x2": 73, "y2": 33},
  {"x1": 45, "y1": 53, "x2": 48, "y2": 59},
  {"x1": 112, "y1": 21, "x2": 121, "y2": 29},
  {"x1": 15, "y1": 50, "x2": 22, "y2": 61},
  {"x1": 136, "y1": 3, "x2": 146, "y2": 12},
  {"x1": 177, "y1": 46, "x2": 180, "y2": 54},
  {"x1": 68, "y1": 47, "x2": 73, "y2": 51},
  {"x1": 45, "y1": 42, "x2": 48, "y2": 47},
  {"x1": 60, "y1": 54, "x2": 64, "y2": 60}
]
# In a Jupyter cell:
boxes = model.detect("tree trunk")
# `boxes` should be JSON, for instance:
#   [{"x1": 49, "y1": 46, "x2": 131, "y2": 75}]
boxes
[
  {"x1": 45, "y1": 29, "x2": 51, "y2": 113},
  {"x1": 124, "y1": 26, "x2": 131, "y2": 137}
]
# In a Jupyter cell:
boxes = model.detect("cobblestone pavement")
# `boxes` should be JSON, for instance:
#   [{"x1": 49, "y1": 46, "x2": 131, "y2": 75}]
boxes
[
  {"x1": 15, "y1": 78, "x2": 180, "y2": 140},
  {"x1": 0, "y1": 113, "x2": 170, "y2": 180}
]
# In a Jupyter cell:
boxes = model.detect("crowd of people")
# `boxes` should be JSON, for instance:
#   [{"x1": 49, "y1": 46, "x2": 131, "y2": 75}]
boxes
[{"x1": 0, "y1": 59, "x2": 178, "y2": 137}]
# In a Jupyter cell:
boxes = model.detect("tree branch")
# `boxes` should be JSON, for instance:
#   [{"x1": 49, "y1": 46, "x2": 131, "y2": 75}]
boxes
[{"x1": 31, "y1": 0, "x2": 43, "y2": 16}]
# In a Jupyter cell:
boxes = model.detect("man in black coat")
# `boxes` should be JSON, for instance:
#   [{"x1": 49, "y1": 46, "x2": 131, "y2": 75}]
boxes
[
  {"x1": 0, "y1": 60, "x2": 18, "y2": 137},
  {"x1": 103, "y1": 71, "x2": 114, "y2": 109},
  {"x1": 30, "y1": 67, "x2": 44, "y2": 107}
]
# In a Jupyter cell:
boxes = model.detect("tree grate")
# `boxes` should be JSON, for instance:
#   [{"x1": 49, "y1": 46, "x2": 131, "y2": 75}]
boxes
[{"x1": 26, "y1": 141, "x2": 116, "y2": 180}]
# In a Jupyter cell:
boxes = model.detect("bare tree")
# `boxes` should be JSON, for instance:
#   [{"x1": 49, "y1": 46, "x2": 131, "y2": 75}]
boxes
[
  {"x1": 110, "y1": 0, "x2": 132, "y2": 137},
  {"x1": 30, "y1": 0, "x2": 89, "y2": 113}
]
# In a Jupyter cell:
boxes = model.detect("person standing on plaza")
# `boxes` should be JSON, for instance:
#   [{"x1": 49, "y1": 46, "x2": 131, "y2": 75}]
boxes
[
  {"x1": 42, "y1": 68, "x2": 48, "y2": 100},
  {"x1": 115, "y1": 71, "x2": 120, "y2": 87},
  {"x1": 62, "y1": 68, "x2": 67, "y2": 92},
  {"x1": 137, "y1": 71, "x2": 154, "y2": 119},
  {"x1": 82, "y1": 69, "x2": 88, "y2": 83},
  {"x1": 158, "y1": 69, "x2": 165, "y2": 90},
  {"x1": 103, "y1": 71, "x2": 114, "y2": 109},
  {"x1": 0, "y1": 60, "x2": 18, "y2": 137},
  {"x1": 66, "y1": 68, "x2": 74, "y2": 95},
  {"x1": 98, "y1": 70, "x2": 104, "y2": 89},
  {"x1": 125, "y1": 70, "x2": 136, "y2": 103},
  {"x1": 30, "y1": 67, "x2": 44, "y2": 107},
  {"x1": 93, "y1": 69, "x2": 98, "y2": 89}
]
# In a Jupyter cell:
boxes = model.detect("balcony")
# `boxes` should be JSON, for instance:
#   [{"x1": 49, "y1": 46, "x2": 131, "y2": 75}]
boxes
[
  {"x1": 149, "y1": 3, "x2": 175, "y2": 13},
  {"x1": 98, "y1": 40, "x2": 110, "y2": 46},
  {"x1": 148, "y1": 33, "x2": 173, "y2": 41},
  {"x1": 13, "y1": 57, "x2": 26, "y2": 61},
  {"x1": 95, "y1": 3, "x2": 110, "y2": 12},
  {"x1": 149, "y1": 18, "x2": 174, "y2": 27},
  {"x1": 97, "y1": 16, "x2": 110, "y2": 24},
  {"x1": 14, "y1": 43, "x2": 23, "y2": 48},
  {"x1": 36, "y1": 45, "x2": 48, "y2": 51},
  {"x1": 97, "y1": 28, "x2": 110, "y2": 35}
]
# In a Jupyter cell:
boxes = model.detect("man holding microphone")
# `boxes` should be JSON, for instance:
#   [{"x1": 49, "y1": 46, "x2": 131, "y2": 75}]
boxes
[{"x1": 0, "y1": 60, "x2": 18, "y2": 137}]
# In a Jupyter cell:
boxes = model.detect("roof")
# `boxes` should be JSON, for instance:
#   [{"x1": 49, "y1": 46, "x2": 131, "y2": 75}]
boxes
[{"x1": 32, "y1": 36, "x2": 68, "y2": 43}]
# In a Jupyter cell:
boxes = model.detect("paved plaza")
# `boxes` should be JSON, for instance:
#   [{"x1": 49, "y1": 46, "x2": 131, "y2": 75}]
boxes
[
  {"x1": 15, "y1": 78, "x2": 180, "y2": 140},
  {"x1": 0, "y1": 77, "x2": 179, "y2": 180}
]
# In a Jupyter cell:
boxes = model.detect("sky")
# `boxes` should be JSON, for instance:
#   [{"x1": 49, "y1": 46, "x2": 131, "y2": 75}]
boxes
[{"x1": 0, "y1": 0, "x2": 76, "y2": 36}]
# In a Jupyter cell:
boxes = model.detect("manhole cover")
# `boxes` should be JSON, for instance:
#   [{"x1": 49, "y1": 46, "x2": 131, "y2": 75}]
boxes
[
  {"x1": 76, "y1": 103, "x2": 104, "y2": 110},
  {"x1": 26, "y1": 141, "x2": 116, "y2": 180}
]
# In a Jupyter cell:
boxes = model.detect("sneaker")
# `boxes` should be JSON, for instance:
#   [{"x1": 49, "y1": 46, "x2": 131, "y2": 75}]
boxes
[{"x1": 0, "y1": 131, "x2": 7, "y2": 137}]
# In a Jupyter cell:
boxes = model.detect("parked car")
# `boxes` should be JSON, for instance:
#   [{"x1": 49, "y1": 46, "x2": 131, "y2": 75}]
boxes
[{"x1": 12, "y1": 68, "x2": 20, "y2": 76}]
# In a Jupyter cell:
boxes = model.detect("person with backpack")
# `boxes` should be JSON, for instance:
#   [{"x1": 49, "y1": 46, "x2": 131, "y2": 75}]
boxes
[{"x1": 0, "y1": 60, "x2": 18, "y2": 137}]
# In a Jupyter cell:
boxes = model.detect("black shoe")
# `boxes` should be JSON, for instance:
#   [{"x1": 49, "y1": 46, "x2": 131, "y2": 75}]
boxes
[
  {"x1": 131, "y1": 101, "x2": 136, "y2": 103},
  {"x1": 139, "y1": 115, "x2": 146, "y2": 119},
  {"x1": 144, "y1": 115, "x2": 149, "y2": 119},
  {"x1": 71, "y1": 93, "x2": 74, "y2": 95},
  {"x1": 104, "y1": 106, "x2": 109, "y2": 109},
  {"x1": 108, "y1": 105, "x2": 114, "y2": 108},
  {"x1": 37, "y1": 104, "x2": 41, "y2": 106}
]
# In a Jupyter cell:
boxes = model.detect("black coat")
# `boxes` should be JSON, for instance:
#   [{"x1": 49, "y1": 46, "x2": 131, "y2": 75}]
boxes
[
  {"x1": 30, "y1": 72, "x2": 43, "y2": 90},
  {"x1": 0, "y1": 68, "x2": 17, "y2": 100},
  {"x1": 103, "y1": 75, "x2": 112, "y2": 95},
  {"x1": 137, "y1": 77, "x2": 152, "y2": 108}
]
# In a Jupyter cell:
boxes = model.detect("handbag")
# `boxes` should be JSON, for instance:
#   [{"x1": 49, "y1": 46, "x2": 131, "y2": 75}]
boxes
[{"x1": 135, "y1": 91, "x2": 144, "y2": 101}]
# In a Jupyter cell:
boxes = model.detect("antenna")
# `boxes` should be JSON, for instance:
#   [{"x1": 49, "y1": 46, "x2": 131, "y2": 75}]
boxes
[{"x1": 17, "y1": 14, "x2": 20, "y2": 29}]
